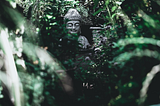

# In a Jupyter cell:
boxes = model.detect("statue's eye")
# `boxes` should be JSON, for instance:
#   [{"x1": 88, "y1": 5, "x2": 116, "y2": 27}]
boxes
[
  {"x1": 75, "y1": 23, "x2": 80, "y2": 26},
  {"x1": 67, "y1": 23, "x2": 73, "y2": 27}
]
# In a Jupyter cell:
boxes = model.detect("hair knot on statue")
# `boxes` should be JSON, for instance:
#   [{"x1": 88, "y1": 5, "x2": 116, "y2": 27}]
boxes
[{"x1": 64, "y1": 9, "x2": 81, "y2": 21}]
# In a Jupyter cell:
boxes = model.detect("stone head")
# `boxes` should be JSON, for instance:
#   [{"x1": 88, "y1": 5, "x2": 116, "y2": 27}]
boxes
[{"x1": 64, "y1": 9, "x2": 81, "y2": 34}]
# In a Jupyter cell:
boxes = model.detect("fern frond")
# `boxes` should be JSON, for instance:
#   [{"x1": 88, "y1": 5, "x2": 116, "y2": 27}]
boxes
[
  {"x1": 114, "y1": 37, "x2": 160, "y2": 48},
  {"x1": 113, "y1": 49, "x2": 160, "y2": 68}
]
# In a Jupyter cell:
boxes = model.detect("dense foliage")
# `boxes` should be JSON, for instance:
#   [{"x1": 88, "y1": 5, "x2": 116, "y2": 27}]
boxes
[{"x1": 0, "y1": 0, "x2": 160, "y2": 106}]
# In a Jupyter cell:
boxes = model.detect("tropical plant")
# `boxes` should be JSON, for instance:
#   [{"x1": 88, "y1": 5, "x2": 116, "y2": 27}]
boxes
[{"x1": 1, "y1": 0, "x2": 160, "y2": 106}]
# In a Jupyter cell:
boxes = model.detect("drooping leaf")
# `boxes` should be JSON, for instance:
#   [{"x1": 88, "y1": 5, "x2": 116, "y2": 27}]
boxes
[{"x1": 112, "y1": 6, "x2": 117, "y2": 12}]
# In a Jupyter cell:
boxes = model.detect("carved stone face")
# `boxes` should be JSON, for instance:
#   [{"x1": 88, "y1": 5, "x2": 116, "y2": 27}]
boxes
[{"x1": 66, "y1": 20, "x2": 80, "y2": 34}]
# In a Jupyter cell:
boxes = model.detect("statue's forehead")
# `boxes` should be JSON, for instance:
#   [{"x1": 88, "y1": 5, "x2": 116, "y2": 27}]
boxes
[{"x1": 67, "y1": 20, "x2": 80, "y2": 24}]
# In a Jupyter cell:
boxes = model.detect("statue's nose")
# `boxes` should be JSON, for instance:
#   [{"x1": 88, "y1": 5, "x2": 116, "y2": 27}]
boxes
[{"x1": 72, "y1": 25, "x2": 76, "y2": 29}]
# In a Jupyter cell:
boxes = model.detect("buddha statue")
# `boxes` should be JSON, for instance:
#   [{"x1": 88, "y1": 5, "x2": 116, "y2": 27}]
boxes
[{"x1": 64, "y1": 8, "x2": 91, "y2": 49}]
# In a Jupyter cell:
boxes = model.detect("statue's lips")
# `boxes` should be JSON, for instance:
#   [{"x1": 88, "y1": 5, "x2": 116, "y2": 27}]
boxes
[{"x1": 70, "y1": 31, "x2": 78, "y2": 33}]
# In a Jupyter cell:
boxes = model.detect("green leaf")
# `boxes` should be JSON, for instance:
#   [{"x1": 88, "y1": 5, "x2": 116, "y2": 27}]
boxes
[
  {"x1": 115, "y1": 1, "x2": 122, "y2": 5},
  {"x1": 111, "y1": 6, "x2": 117, "y2": 12},
  {"x1": 116, "y1": 13, "x2": 124, "y2": 16},
  {"x1": 46, "y1": 15, "x2": 52, "y2": 19},
  {"x1": 112, "y1": 13, "x2": 116, "y2": 18},
  {"x1": 112, "y1": 42, "x2": 119, "y2": 48},
  {"x1": 105, "y1": 0, "x2": 110, "y2": 6},
  {"x1": 93, "y1": 0, "x2": 99, "y2": 9},
  {"x1": 106, "y1": 15, "x2": 109, "y2": 19},
  {"x1": 93, "y1": 8, "x2": 103, "y2": 16},
  {"x1": 102, "y1": 14, "x2": 106, "y2": 19},
  {"x1": 49, "y1": 22, "x2": 57, "y2": 26}
]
